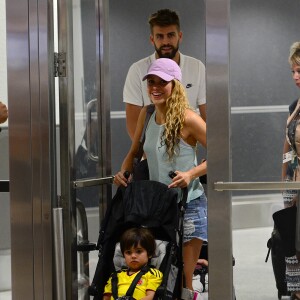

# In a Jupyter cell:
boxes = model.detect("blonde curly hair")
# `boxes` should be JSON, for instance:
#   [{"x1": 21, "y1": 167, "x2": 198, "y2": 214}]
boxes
[
  {"x1": 161, "y1": 80, "x2": 191, "y2": 160},
  {"x1": 289, "y1": 42, "x2": 300, "y2": 66}
]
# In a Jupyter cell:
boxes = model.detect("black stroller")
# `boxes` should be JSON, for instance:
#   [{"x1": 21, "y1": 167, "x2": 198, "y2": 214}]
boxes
[{"x1": 88, "y1": 179, "x2": 188, "y2": 300}]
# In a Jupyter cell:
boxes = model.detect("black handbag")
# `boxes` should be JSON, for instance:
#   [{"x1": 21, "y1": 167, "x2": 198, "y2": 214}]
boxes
[
  {"x1": 272, "y1": 206, "x2": 297, "y2": 257},
  {"x1": 132, "y1": 105, "x2": 154, "y2": 181},
  {"x1": 132, "y1": 159, "x2": 149, "y2": 181},
  {"x1": 266, "y1": 227, "x2": 291, "y2": 298}
]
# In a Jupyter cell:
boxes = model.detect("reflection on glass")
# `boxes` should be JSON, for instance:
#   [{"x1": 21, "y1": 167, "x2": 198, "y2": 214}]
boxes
[
  {"x1": 72, "y1": 0, "x2": 101, "y2": 299},
  {"x1": 73, "y1": 0, "x2": 100, "y2": 208},
  {"x1": 230, "y1": 0, "x2": 300, "y2": 299}
]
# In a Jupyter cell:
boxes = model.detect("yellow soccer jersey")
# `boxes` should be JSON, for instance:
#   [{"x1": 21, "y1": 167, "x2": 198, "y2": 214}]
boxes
[{"x1": 104, "y1": 268, "x2": 163, "y2": 300}]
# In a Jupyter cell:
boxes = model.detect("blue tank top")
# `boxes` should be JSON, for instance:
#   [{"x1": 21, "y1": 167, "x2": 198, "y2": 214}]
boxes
[{"x1": 143, "y1": 111, "x2": 204, "y2": 203}]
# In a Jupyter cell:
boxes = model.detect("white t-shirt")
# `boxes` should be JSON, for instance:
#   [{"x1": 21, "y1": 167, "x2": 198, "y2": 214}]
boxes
[{"x1": 123, "y1": 53, "x2": 206, "y2": 110}]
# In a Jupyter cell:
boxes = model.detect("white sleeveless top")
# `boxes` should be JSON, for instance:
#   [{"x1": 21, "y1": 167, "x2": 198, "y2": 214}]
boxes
[{"x1": 143, "y1": 112, "x2": 204, "y2": 203}]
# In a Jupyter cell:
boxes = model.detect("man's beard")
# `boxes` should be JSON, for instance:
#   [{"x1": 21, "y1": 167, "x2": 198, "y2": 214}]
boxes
[{"x1": 155, "y1": 44, "x2": 179, "y2": 59}]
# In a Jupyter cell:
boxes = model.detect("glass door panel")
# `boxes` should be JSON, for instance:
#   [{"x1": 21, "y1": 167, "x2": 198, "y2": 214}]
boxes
[
  {"x1": 56, "y1": 0, "x2": 300, "y2": 299},
  {"x1": 56, "y1": 0, "x2": 110, "y2": 298},
  {"x1": 230, "y1": 0, "x2": 300, "y2": 296},
  {"x1": 207, "y1": 0, "x2": 300, "y2": 299}
]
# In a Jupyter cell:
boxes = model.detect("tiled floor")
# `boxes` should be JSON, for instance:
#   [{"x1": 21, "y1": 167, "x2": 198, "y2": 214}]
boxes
[
  {"x1": 233, "y1": 226, "x2": 284, "y2": 300},
  {"x1": 0, "y1": 291, "x2": 11, "y2": 300},
  {"x1": 0, "y1": 226, "x2": 289, "y2": 300}
]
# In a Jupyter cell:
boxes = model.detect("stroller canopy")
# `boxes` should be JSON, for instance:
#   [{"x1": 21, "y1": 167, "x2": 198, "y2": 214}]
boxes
[{"x1": 101, "y1": 180, "x2": 179, "y2": 245}]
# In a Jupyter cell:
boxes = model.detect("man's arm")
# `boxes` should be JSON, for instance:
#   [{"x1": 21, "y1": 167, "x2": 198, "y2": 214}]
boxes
[
  {"x1": 198, "y1": 103, "x2": 206, "y2": 122},
  {"x1": 0, "y1": 102, "x2": 8, "y2": 124},
  {"x1": 126, "y1": 103, "x2": 143, "y2": 141}
]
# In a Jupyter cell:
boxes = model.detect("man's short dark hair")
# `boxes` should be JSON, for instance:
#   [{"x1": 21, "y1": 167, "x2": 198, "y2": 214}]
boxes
[{"x1": 148, "y1": 9, "x2": 180, "y2": 32}]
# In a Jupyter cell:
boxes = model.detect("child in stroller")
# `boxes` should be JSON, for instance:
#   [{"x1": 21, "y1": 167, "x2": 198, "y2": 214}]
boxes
[
  {"x1": 88, "y1": 179, "x2": 186, "y2": 300},
  {"x1": 103, "y1": 227, "x2": 163, "y2": 300}
]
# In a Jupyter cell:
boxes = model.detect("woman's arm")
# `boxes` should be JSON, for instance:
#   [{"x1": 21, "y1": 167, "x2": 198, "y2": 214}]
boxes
[
  {"x1": 168, "y1": 160, "x2": 207, "y2": 189},
  {"x1": 185, "y1": 109, "x2": 207, "y2": 148},
  {"x1": 113, "y1": 106, "x2": 148, "y2": 187},
  {"x1": 282, "y1": 138, "x2": 291, "y2": 180},
  {"x1": 168, "y1": 109, "x2": 207, "y2": 188}
]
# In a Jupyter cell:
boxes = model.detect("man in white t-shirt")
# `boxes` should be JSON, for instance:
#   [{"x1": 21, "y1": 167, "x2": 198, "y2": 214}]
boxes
[{"x1": 123, "y1": 9, "x2": 206, "y2": 140}]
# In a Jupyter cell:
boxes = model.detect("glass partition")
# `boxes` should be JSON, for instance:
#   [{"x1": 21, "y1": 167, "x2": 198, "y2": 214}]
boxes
[{"x1": 230, "y1": 0, "x2": 300, "y2": 298}]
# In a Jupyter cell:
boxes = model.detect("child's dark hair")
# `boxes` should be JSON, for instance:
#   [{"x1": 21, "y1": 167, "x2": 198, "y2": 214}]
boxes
[
  {"x1": 120, "y1": 227, "x2": 156, "y2": 257},
  {"x1": 148, "y1": 9, "x2": 180, "y2": 33}
]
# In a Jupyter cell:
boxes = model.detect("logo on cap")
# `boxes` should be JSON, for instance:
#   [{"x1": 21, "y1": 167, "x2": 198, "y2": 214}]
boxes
[{"x1": 142, "y1": 58, "x2": 182, "y2": 82}]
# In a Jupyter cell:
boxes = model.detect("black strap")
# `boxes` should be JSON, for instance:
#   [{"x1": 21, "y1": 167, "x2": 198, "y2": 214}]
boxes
[
  {"x1": 111, "y1": 271, "x2": 119, "y2": 300},
  {"x1": 111, "y1": 266, "x2": 150, "y2": 299},
  {"x1": 134, "y1": 105, "x2": 155, "y2": 165},
  {"x1": 126, "y1": 266, "x2": 150, "y2": 297},
  {"x1": 140, "y1": 105, "x2": 155, "y2": 144}
]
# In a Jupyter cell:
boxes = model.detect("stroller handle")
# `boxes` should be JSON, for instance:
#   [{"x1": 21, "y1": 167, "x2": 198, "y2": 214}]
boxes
[
  {"x1": 168, "y1": 171, "x2": 177, "y2": 179},
  {"x1": 169, "y1": 170, "x2": 189, "y2": 208},
  {"x1": 124, "y1": 171, "x2": 130, "y2": 179}
]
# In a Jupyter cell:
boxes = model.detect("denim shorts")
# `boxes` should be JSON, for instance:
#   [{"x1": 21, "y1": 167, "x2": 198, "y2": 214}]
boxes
[{"x1": 183, "y1": 193, "x2": 207, "y2": 243}]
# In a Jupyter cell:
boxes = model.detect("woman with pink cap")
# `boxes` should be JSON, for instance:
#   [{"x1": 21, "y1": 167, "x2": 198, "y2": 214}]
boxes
[{"x1": 114, "y1": 58, "x2": 207, "y2": 298}]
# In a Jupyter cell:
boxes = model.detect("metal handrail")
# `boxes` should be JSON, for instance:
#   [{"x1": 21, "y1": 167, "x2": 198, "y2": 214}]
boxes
[
  {"x1": 86, "y1": 98, "x2": 98, "y2": 162},
  {"x1": 73, "y1": 176, "x2": 114, "y2": 189},
  {"x1": 214, "y1": 181, "x2": 300, "y2": 191}
]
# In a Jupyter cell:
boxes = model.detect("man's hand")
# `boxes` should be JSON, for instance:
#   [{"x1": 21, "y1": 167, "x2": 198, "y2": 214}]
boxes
[{"x1": 0, "y1": 102, "x2": 8, "y2": 124}]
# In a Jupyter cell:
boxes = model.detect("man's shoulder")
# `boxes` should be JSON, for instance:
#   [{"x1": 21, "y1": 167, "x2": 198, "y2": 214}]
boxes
[
  {"x1": 180, "y1": 53, "x2": 205, "y2": 68},
  {"x1": 129, "y1": 54, "x2": 155, "y2": 70}
]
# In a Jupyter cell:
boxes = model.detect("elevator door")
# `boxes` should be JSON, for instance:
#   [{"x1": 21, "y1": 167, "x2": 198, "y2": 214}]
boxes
[
  {"x1": 206, "y1": 0, "x2": 300, "y2": 299},
  {"x1": 55, "y1": 0, "x2": 111, "y2": 299}
]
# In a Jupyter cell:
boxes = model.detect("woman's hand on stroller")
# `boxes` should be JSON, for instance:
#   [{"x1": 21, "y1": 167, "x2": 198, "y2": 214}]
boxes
[
  {"x1": 113, "y1": 170, "x2": 131, "y2": 187},
  {"x1": 168, "y1": 170, "x2": 192, "y2": 189}
]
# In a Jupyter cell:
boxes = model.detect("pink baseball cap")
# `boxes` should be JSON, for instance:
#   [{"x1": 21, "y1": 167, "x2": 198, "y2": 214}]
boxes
[{"x1": 142, "y1": 58, "x2": 182, "y2": 82}]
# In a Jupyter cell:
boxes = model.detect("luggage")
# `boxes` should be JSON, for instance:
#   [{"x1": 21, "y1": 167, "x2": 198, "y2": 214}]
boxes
[{"x1": 266, "y1": 227, "x2": 291, "y2": 299}]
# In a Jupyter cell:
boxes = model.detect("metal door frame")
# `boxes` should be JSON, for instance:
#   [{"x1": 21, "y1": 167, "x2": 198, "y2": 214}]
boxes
[
  {"x1": 206, "y1": 1, "x2": 233, "y2": 299},
  {"x1": 6, "y1": 0, "x2": 56, "y2": 299},
  {"x1": 57, "y1": 0, "x2": 77, "y2": 298}
]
